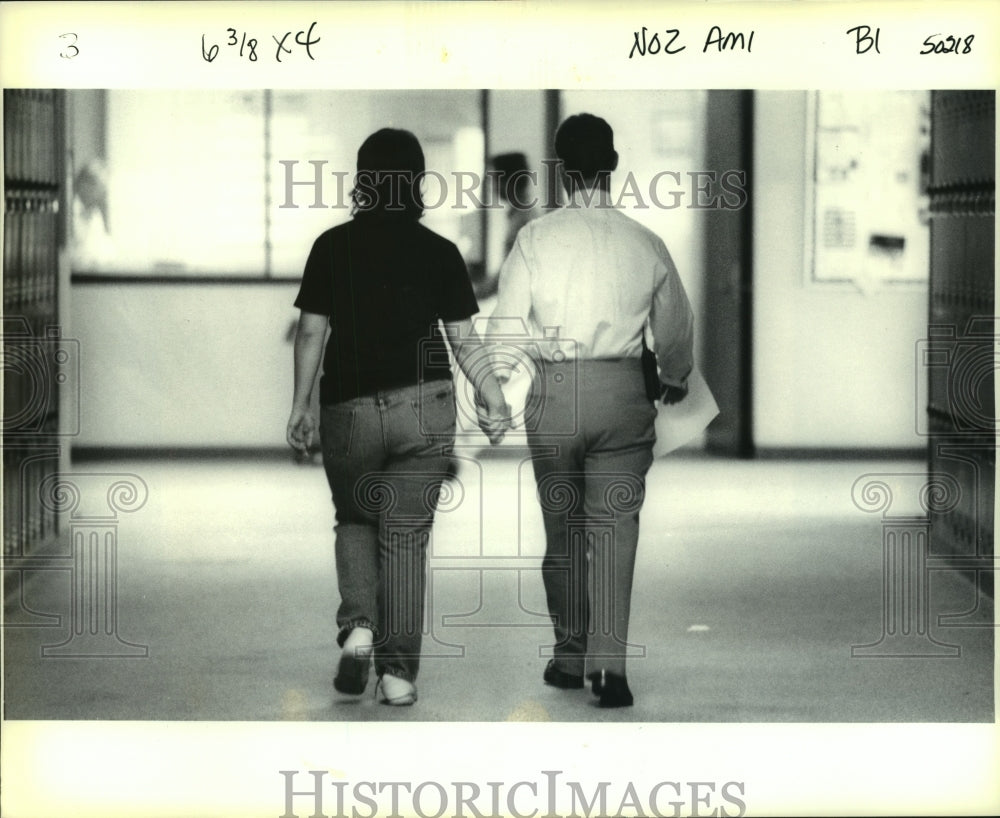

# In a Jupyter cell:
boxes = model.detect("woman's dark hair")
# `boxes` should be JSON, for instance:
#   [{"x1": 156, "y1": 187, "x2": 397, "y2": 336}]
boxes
[
  {"x1": 554, "y1": 113, "x2": 617, "y2": 186},
  {"x1": 351, "y1": 128, "x2": 425, "y2": 219}
]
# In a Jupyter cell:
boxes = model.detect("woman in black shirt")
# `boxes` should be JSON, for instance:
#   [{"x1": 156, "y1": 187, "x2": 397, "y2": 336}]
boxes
[{"x1": 288, "y1": 128, "x2": 509, "y2": 705}]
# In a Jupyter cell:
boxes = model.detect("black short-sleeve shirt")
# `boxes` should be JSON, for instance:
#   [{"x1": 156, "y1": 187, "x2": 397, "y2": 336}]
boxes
[{"x1": 294, "y1": 215, "x2": 479, "y2": 404}]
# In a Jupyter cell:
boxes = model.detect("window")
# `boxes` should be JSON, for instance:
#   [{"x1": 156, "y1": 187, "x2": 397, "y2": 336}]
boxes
[{"x1": 68, "y1": 90, "x2": 485, "y2": 278}]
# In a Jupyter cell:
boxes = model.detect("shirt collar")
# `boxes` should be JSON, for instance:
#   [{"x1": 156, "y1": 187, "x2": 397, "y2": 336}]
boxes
[{"x1": 566, "y1": 185, "x2": 615, "y2": 210}]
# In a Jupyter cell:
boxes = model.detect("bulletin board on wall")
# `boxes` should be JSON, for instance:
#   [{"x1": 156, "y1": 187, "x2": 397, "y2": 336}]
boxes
[{"x1": 804, "y1": 90, "x2": 931, "y2": 290}]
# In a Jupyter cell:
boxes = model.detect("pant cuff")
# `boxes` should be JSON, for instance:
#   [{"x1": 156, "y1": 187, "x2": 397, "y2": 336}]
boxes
[
  {"x1": 376, "y1": 666, "x2": 416, "y2": 684},
  {"x1": 552, "y1": 652, "x2": 586, "y2": 677},
  {"x1": 336, "y1": 619, "x2": 377, "y2": 648}
]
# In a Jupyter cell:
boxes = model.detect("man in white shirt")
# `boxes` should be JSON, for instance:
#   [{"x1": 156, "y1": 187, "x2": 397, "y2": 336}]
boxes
[{"x1": 489, "y1": 113, "x2": 695, "y2": 707}]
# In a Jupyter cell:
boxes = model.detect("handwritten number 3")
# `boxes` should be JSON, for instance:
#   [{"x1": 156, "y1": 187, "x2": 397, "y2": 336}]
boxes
[{"x1": 59, "y1": 32, "x2": 79, "y2": 59}]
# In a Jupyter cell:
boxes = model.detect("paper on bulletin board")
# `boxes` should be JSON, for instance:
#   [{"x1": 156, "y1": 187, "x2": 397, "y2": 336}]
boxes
[{"x1": 652, "y1": 366, "x2": 720, "y2": 457}]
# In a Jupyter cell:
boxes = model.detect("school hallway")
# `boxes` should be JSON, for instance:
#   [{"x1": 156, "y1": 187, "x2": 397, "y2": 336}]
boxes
[{"x1": 3, "y1": 451, "x2": 993, "y2": 724}]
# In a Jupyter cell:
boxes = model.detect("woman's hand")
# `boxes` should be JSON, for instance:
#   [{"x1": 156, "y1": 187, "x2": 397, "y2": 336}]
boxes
[
  {"x1": 442, "y1": 317, "x2": 515, "y2": 444},
  {"x1": 287, "y1": 407, "x2": 317, "y2": 457},
  {"x1": 288, "y1": 310, "x2": 326, "y2": 459}
]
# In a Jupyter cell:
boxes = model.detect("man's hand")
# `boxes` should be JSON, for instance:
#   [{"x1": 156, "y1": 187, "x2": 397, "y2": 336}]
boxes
[
  {"x1": 475, "y1": 392, "x2": 513, "y2": 445},
  {"x1": 661, "y1": 382, "x2": 688, "y2": 405},
  {"x1": 287, "y1": 407, "x2": 317, "y2": 457}
]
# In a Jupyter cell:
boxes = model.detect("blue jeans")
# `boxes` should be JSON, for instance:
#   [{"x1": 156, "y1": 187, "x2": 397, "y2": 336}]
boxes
[
  {"x1": 526, "y1": 359, "x2": 656, "y2": 678},
  {"x1": 320, "y1": 380, "x2": 456, "y2": 683}
]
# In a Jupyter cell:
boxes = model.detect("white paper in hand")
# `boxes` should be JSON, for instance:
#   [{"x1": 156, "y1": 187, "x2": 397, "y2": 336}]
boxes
[
  {"x1": 497, "y1": 360, "x2": 718, "y2": 456},
  {"x1": 652, "y1": 366, "x2": 720, "y2": 457}
]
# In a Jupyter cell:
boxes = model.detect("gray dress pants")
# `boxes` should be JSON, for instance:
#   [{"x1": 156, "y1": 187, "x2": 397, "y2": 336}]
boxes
[{"x1": 526, "y1": 358, "x2": 656, "y2": 678}]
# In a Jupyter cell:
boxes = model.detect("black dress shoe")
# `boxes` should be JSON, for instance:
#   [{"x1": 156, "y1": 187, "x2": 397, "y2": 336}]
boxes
[
  {"x1": 588, "y1": 669, "x2": 633, "y2": 708},
  {"x1": 587, "y1": 670, "x2": 604, "y2": 696},
  {"x1": 543, "y1": 659, "x2": 584, "y2": 689}
]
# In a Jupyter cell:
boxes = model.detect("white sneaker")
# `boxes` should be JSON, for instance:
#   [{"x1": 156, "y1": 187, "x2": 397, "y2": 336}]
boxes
[{"x1": 377, "y1": 673, "x2": 417, "y2": 706}]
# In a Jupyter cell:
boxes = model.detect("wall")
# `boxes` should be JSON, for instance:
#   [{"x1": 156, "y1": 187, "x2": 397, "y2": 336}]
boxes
[
  {"x1": 753, "y1": 92, "x2": 926, "y2": 449},
  {"x1": 487, "y1": 91, "x2": 547, "y2": 181},
  {"x1": 68, "y1": 89, "x2": 104, "y2": 175},
  {"x1": 72, "y1": 283, "x2": 299, "y2": 448}
]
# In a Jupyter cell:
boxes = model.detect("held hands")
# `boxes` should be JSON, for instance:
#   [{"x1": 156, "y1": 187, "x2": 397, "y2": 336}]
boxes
[
  {"x1": 286, "y1": 406, "x2": 317, "y2": 459},
  {"x1": 474, "y1": 391, "x2": 513, "y2": 445}
]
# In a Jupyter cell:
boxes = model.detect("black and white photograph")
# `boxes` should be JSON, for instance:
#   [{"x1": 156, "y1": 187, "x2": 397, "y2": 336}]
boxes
[{"x1": 2, "y1": 2, "x2": 997, "y2": 817}]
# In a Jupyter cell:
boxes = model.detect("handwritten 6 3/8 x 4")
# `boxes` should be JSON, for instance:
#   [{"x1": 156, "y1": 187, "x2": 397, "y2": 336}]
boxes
[{"x1": 201, "y1": 22, "x2": 320, "y2": 63}]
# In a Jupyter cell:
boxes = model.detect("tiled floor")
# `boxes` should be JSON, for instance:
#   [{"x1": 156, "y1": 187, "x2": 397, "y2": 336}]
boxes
[{"x1": 3, "y1": 454, "x2": 993, "y2": 723}]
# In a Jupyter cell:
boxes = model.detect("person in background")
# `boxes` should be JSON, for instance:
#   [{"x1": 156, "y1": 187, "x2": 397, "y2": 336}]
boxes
[
  {"x1": 476, "y1": 151, "x2": 541, "y2": 300},
  {"x1": 288, "y1": 128, "x2": 510, "y2": 706},
  {"x1": 489, "y1": 114, "x2": 694, "y2": 707},
  {"x1": 70, "y1": 159, "x2": 115, "y2": 269}
]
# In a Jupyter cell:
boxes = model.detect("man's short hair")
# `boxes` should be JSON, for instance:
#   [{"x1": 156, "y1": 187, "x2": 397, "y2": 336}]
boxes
[{"x1": 554, "y1": 114, "x2": 616, "y2": 180}]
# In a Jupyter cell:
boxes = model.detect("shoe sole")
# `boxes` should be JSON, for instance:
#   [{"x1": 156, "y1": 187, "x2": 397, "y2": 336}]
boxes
[
  {"x1": 379, "y1": 692, "x2": 418, "y2": 706},
  {"x1": 333, "y1": 650, "x2": 372, "y2": 695},
  {"x1": 597, "y1": 694, "x2": 634, "y2": 708},
  {"x1": 544, "y1": 673, "x2": 584, "y2": 689}
]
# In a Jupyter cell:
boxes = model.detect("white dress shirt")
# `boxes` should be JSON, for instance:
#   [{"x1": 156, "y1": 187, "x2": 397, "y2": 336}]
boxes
[{"x1": 488, "y1": 191, "x2": 694, "y2": 388}]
